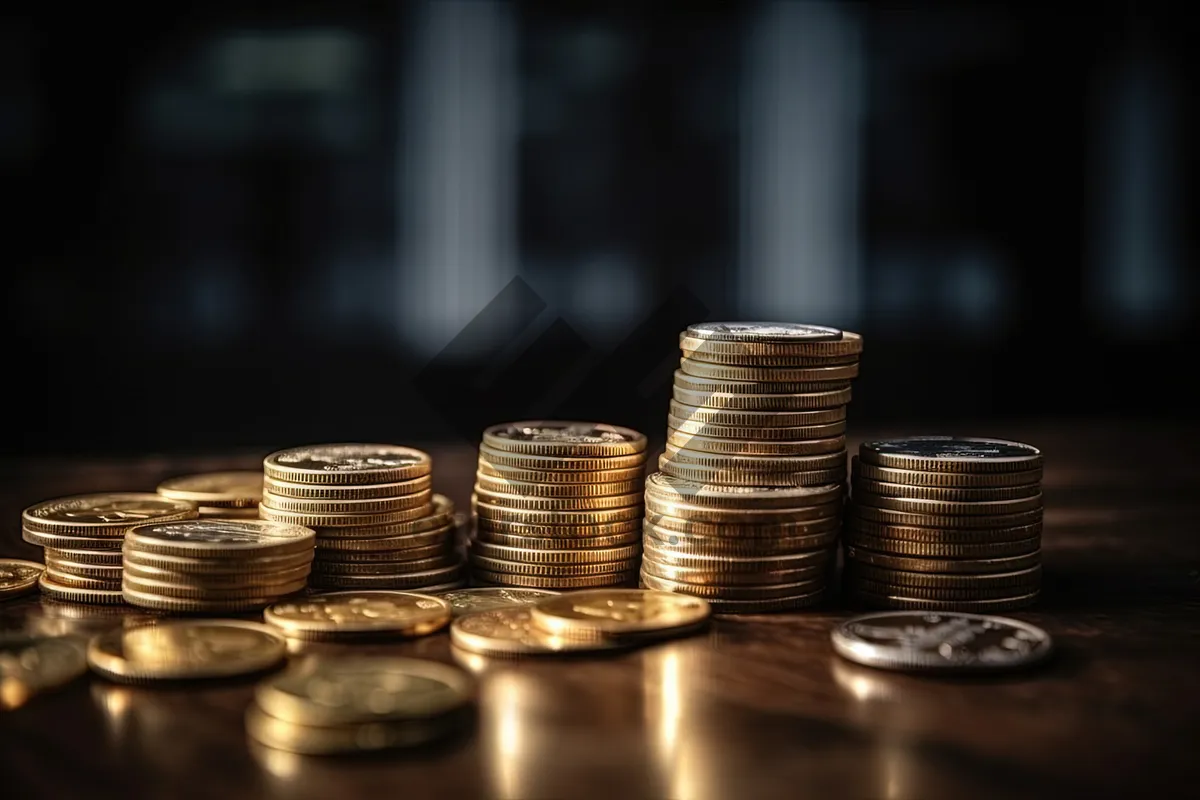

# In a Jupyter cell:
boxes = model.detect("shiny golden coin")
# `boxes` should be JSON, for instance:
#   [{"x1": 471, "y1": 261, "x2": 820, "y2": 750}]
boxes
[
  {"x1": 22, "y1": 528, "x2": 126, "y2": 550},
  {"x1": 644, "y1": 510, "x2": 841, "y2": 537},
  {"x1": 662, "y1": 444, "x2": 846, "y2": 473},
  {"x1": 156, "y1": 471, "x2": 263, "y2": 508},
  {"x1": 844, "y1": 563, "x2": 1043, "y2": 590},
  {"x1": 668, "y1": 416, "x2": 846, "y2": 442},
  {"x1": 122, "y1": 575, "x2": 308, "y2": 601},
  {"x1": 482, "y1": 421, "x2": 646, "y2": 457},
  {"x1": 87, "y1": 620, "x2": 286, "y2": 682},
  {"x1": 470, "y1": 568, "x2": 637, "y2": 590},
  {"x1": 474, "y1": 518, "x2": 641, "y2": 538},
  {"x1": 315, "y1": 528, "x2": 454, "y2": 556},
  {"x1": 255, "y1": 656, "x2": 472, "y2": 725},
  {"x1": 245, "y1": 703, "x2": 465, "y2": 754},
  {"x1": 529, "y1": 588, "x2": 710, "y2": 640},
  {"x1": 680, "y1": 329, "x2": 863, "y2": 356},
  {"x1": 264, "y1": 444, "x2": 432, "y2": 485},
  {"x1": 124, "y1": 518, "x2": 316, "y2": 558},
  {"x1": 38, "y1": 575, "x2": 126, "y2": 605},
  {"x1": 658, "y1": 458, "x2": 845, "y2": 488},
  {"x1": 645, "y1": 472, "x2": 842, "y2": 509},
  {"x1": 674, "y1": 371, "x2": 850, "y2": 396},
  {"x1": 852, "y1": 458, "x2": 1043, "y2": 488},
  {"x1": 264, "y1": 591, "x2": 451, "y2": 640},
  {"x1": 850, "y1": 477, "x2": 1042, "y2": 502},
  {"x1": 43, "y1": 548, "x2": 123, "y2": 566},
  {"x1": 476, "y1": 461, "x2": 645, "y2": 484},
  {"x1": 438, "y1": 587, "x2": 560, "y2": 616},
  {"x1": 642, "y1": 541, "x2": 831, "y2": 573},
  {"x1": 310, "y1": 496, "x2": 454, "y2": 539},
  {"x1": 474, "y1": 473, "x2": 642, "y2": 498},
  {"x1": 477, "y1": 446, "x2": 646, "y2": 473},
  {"x1": 22, "y1": 493, "x2": 198, "y2": 536},
  {"x1": 474, "y1": 529, "x2": 640, "y2": 550},
  {"x1": 846, "y1": 588, "x2": 1040, "y2": 612},
  {"x1": 263, "y1": 474, "x2": 432, "y2": 500},
  {"x1": 120, "y1": 586, "x2": 296, "y2": 614},
  {"x1": 0, "y1": 634, "x2": 88, "y2": 709},
  {"x1": 469, "y1": 555, "x2": 639, "y2": 578},
  {"x1": 669, "y1": 400, "x2": 846, "y2": 427},
  {"x1": 667, "y1": 431, "x2": 845, "y2": 457},
  {"x1": 672, "y1": 386, "x2": 851, "y2": 411},
  {"x1": 470, "y1": 541, "x2": 640, "y2": 565},
  {"x1": 449, "y1": 606, "x2": 629, "y2": 656},
  {"x1": 639, "y1": 572, "x2": 827, "y2": 602},
  {"x1": 473, "y1": 502, "x2": 642, "y2": 526},
  {"x1": 308, "y1": 563, "x2": 465, "y2": 591},
  {"x1": 678, "y1": 358, "x2": 859, "y2": 383},
  {"x1": 851, "y1": 492, "x2": 1044, "y2": 517},
  {"x1": 640, "y1": 559, "x2": 822, "y2": 586},
  {"x1": 850, "y1": 505, "x2": 1043, "y2": 530},
  {"x1": 42, "y1": 568, "x2": 121, "y2": 591},
  {"x1": 122, "y1": 561, "x2": 311, "y2": 588},
  {"x1": 43, "y1": 557, "x2": 123, "y2": 580},
  {"x1": 644, "y1": 524, "x2": 839, "y2": 556},
  {"x1": 0, "y1": 559, "x2": 44, "y2": 599},
  {"x1": 841, "y1": 546, "x2": 1042, "y2": 575},
  {"x1": 841, "y1": 533, "x2": 1042, "y2": 559},
  {"x1": 859, "y1": 437, "x2": 1043, "y2": 474},
  {"x1": 123, "y1": 548, "x2": 314, "y2": 575},
  {"x1": 845, "y1": 518, "x2": 1042, "y2": 544},
  {"x1": 259, "y1": 503, "x2": 433, "y2": 528},
  {"x1": 260, "y1": 490, "x2": 433, "y2": 515},
  {"x1": 471, "y1": 487, "x2": 643, "y2": 512},
  {"x1": 311, "y1": 554, "x2": 456, "y2": 577}
]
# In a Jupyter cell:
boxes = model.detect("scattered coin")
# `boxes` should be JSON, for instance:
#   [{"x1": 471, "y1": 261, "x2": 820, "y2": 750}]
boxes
[
  {"x1": 449, "y1": 607, "x2": 633, "y2": 656},
  {"x1": 529, "y1": 589, "x2": 710, "y2": 641},
  {"x1": 437, "y1": 587, "x2": 560, "y2": 616},
  {"x1": 156, "y1": 471, "x2": 264, "y2": 509},
  {"x1": 87, "y1": 620, "x2": 287, "y2": 682},
  {"x1": 0, "y1": 559, "x2": 44, "y2": 600},
  {"x1": 263, "y1": 591, "x2": 452, "y2": 640}
]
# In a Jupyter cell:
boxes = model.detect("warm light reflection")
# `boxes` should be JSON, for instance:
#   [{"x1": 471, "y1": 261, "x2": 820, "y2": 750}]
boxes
[
  {"x1": 830, "y1": 658, "x2": 921, "y2": 800},
  {"x1": 90, "y1": 682, "x2": 137, "y2": 744},
  {"x1": 481, "y1": 669, "x2": 535, "y2": 799},
  {"x1": 642, "y1": 645, "x2": 709, "y2": 800}
]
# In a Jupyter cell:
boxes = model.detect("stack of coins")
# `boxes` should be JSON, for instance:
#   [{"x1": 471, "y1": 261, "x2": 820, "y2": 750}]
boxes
[
  {"x1": 643, "y1": 322, "x2": 863, "y2": 611},
  {"x1": 258, "y1": 444, "x2": 465, "y2": 592},
  {"x1": 121, "y1": 519, "x2": 316, "y2": 613},
  {"x1": 843, "y1": 436, "x2": 1044, "y2": 611},
  {"x1": 21, "y1": 494, "x2": 199, "y2": 605},
  {"x1": 246, "y1": 656, "x2": 474, "y2": 754},
  {"x1": 471, "y1": 422, "x2": 648, "y2": 589},
  {"x1": 157, "y1": 471, "x2": 263, "y2": 519}
]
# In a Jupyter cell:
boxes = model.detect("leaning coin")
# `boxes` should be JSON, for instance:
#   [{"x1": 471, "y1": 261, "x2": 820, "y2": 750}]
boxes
[
  {"x1": 0, "y1": 559, "x2": 45, "y2": 600},
  {"x1": 830, "y1": 610, "x2": 1053, "y2": 672},
  {"x1": 437, "y1": 588, "x2": 560, "y2": 617},
  {"x1": 529, "y1": 588, "x2": 710, "y2": 641},
  {"x1": 0, "y1": 634, "x2": 88, "y2": 709},
  {"x1": 156, "y1": 471, "x2": 263, "y2": 509},
  {"x1": 87, "y1": 620, "x2": 286, "y2": 682},
  {"x1": 263, "y1": 591, "x2": 451, "y2": 640},
  {"x1": 449, "y1": 607, "x2": 629, "y2": 656}
]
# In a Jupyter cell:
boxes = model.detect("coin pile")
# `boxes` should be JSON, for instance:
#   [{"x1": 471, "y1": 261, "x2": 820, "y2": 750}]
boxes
[
  {"x1": 121, "y1": 519, "x2": 316, "y2": 613},
  {"x1": 247, "y1": 656, "x2": 475, "y2": 754},
  {"x1": 258, "y1": 444, "x2": 465, "y2": 592},
  {"x1": 643, "y1": 322, "x2": 864, "y2": 611},
  {"x1": 471, "y1": 422, "x2": 648, "y2": 589},
  {"x1": 22, "y1": 493, "x2": 199, "y2": 605},
  {"x1": 157, "y1": 471, "x2": 263, "y2": 519},
  {"x1": 843, "y1": 437, "x2": 1044, "y2": 611}
]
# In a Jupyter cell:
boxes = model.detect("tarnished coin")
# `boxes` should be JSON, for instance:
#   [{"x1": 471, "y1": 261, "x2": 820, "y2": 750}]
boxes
[
  {"x1": 264, "y1": 444, "x2": 432, "y2": 485},
  {"x1": 685, "y1": 321, "x2": 844, "y2": 343},
  {"x1": 264, "y1": 591, "x2": 451, "y2": 640},
  {"x1": 22, "y1": 493, "x2": 198, "y2": 536},
  {"x1": 156, "y1": 471, "x2": 263, "y2": 508},
  {"x1": 831, "y1": 610, "x2": 1053, "y2": 672},
  {"x1": 0, "y1": 559, "x2": 44, "y2": 600},
  {"x1": 255, "y1": 656, "x2": 473, "y2": 726},
  {"x1": 87, "y1": 620, "x2": 286, "y2": 682},
  {"x1": 483, "y1": 421, "x2": 647, "y2": 457},
  {"x1": 529, "y1": 588, "x2": 710, "y2": 640},
  {"x1": 859, "y1": 437, "x2": 1043, "y2": 473},
  {"x1": 437, "y1": 587, "x2": 559, "y2": 617},
  {"x1": 449, "y1": 607, "x2": 629, "y2": 656},
  {"x1": 124, "y1": 518, "x2": 316, "y2": 558},
  {"x1": 0, "y1": 634, "x2": 88, "y2": 709}
]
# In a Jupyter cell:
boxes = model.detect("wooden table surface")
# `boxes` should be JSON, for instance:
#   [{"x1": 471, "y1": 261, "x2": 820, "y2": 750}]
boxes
[{"x1": 2, "y1": 423, "x2": 1198, "y2": 800}]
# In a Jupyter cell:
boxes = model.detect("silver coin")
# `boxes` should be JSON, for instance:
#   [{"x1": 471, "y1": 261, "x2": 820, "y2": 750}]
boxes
[
  {"x1": 686, "y1": 322, "x2": 843, "y2": 343},
  {"x1": 831, "y1": 611, "x2": 1052, "y2": 672},
  {"x1": 861, "y1": 437, "x2": 1040, "y2": 463},
  {"x1": 435, "y1": 587, "x2": 559, "y2": 616}
]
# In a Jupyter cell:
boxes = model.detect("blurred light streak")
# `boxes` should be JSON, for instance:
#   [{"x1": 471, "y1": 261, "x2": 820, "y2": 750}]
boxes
[
  {"x1": 738, "y1": 1, "x2": 863, "y2": 326},
  {"x1": 397, "y1": 0, "x2": 518, "y2": 356},
  {"x1": 210, "y1": 30, "x2": 363, "y2": 95}
]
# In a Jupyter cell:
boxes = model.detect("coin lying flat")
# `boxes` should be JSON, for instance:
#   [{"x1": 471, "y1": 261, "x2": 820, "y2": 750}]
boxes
[
  {"x1": 0, "y1": 559, "x2": 44, "y2": 600},
  {"x1": 156, "y1": 471, "x2": 263, "y2": 508},
  {"x1": 529, "y1": 589, "x2": 711, "y2": 641},
  {"x1": 859, "y1": 437, "x2": 1043, "y2": 473},
  {"x1": 449, "y1": 607, "x2": 629, "y2": 656},
  {"x1": 22, "y1": 494, "x2": 198, "y2": 536},
  {"x1": 264, "y1": 444, "x2": 432, "y2": 485},
  {"x1": 437, "y1": 588, "x2": 560, "y2": 617},
  {"x1": 263, "y1": 592, "x2": 451, "y2": 640},
  {"x1": 87, "y1": 620, "x2": 286, "y2": 682},
  {"x1": 685, "y1": 321, "x2": 844, "y2": 343},
  {"x1": 482, "y1": 421, "x2": 647, "y2": 458},
  {"x1": 831, "y1": 611, "x2": 1053, "y2": 672},
  {"x1": 124, "y1": 518, "x2": 316, "y2": 558},
  {"x1": 0, "y1": 634, "x2": 88, "y2": 709}
]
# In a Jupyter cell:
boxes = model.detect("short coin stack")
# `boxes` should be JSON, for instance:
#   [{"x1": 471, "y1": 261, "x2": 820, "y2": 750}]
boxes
[
  {"x1": 258, "y1": 444, "x2": 465, "y2": 592},
  {"x1": 247, "y1": 656, "x2": 475, "y2": 754},
  {"x1": 843, "y1": 436, "x2": 1044, "y2": 611},
  {"x1": 121, "y1": 519, "x2": 316, "y2": 613},
  {"x1": 22, "y1": 494, "x2": 199, "y2": 605},
  {"x1": 471, "y1": 422, "x2": 647, "y2": 590},
  {"x1": 157, "y1": 471, "x2": 263, "y2": 519}
]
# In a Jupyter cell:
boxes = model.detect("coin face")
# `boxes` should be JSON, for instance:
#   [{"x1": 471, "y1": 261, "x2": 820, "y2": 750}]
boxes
[
  {"x1": 449, "y1": 607, "x2": 627, "y2": 655},
  {"x1": 0, "y1": 560, "x2": 44, "y2": 599},
  {"x1": 483, "y1": 421, "x2": 647, "y2": 456},
  {"x1": 87, "y1": 620, "x2": 286, "y2": 681},
  {"x1": 686, "y1": 322, "x2": 843, "y2": 343},
  {"x1": 264, "y1": 591, "x2": 451, "y2": 637},
  {"x1": 264, "y1": 444, "x2": 431, "y2": 482},
  {"x1": 0, "y1": 635, "x2": 88, "y2": 709},
  {"x1": 125, "y1": 519, "x2": 315, "y2": 552},
  {"x1": 22, "y1": 493, "x2": 197, "y2": 531},
  {"x1": 156, "y1": 471, "x2": 263, "y2": 506},
  {"x1": 861, "y1": 437, "x2": 1041, "y2": 464},
  {"x1": 530, "y1": 589, "x2": 711, "y2": 638},
  {"x1": 831, "y1": 611, "x2": 1053, "y2": 672},
  {"x1": 438, "y1": 587, "x2": 560, "y2": 616}
]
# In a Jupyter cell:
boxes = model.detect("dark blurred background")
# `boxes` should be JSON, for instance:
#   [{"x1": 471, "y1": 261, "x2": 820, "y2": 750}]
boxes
[{"x1": 2, "y1": 1, "x2": 1195, "y2": 456}]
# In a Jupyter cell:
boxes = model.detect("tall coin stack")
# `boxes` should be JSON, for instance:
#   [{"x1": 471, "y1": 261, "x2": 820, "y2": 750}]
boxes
[
  {"x1": 471, "y1": 422, "x2": 647, "y2": 589},
  {"x1": 643, "y1": 322, "x2": 864, "y2": 612},
  {"x1": 22, "y1": 494, "x2": 199, "y2": 605},
  {"x1": 259, "y1": 444, "x2": 466, "y2": 592},
  {"x1": 843, "y1": 437, "x2": 1044, "y2": 611}
]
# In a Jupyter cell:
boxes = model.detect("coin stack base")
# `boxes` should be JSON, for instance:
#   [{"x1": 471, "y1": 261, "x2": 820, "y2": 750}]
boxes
[
  {"x1": 843, "y1": 437, "x2": 1045, "y2": 612},
  {"x1": 471, "y1": 422, "x2": 648, "y2": 590}
]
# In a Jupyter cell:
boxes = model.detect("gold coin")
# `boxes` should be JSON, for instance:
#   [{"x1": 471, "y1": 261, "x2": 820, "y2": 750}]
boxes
[
  {"x1": 120, "y1": 586, "x2": 294, "y2": 614},
  {"x1": 124, "y1": 518, "x2": 316, "y2": 558},
  {"x1": 264, "y1": 591, "x2": 451, "y2": 639},
  {"x1": 122, "y1": 561, "x2": 311, "y2": 588},
  {"x1": 468, "y1": 554, "x2": 639, "y2": 578},
  {"x1": 474, "y1": 518, "x2": 641, "y2": 537},
  {"x1": 842, "y1": 546, "x2": 1041, "y2": 575},
  {"x1": 310, "y1": 496, "x2": 455, "y2": 539},
  {"x1": 841, "y1": 534, "x2": 1041, "y2": 559},
  {"x1": 668, "y1": 416, "x2": 846, "y2": 442},
  {"x1": 260, "y1": 490, "x2": 433, "y2": 515},
  {"x1": 254, "y1": 656, "x2": 472, "y2": 725},
  {"x1": 477, "y1": 446, "x2": 646, "y2": 472},
  {"x1": 847, "y1": 588, "x2": 1040, "y2": 612},
  {"x1": 22, "y1": 528, "x2": 125, "y2": 550},
  {"x1": 684, "y1": 321, "x2": 845, "y2": 343},
  {"x1": 844, "y1": 563, "x2": 1043, "y2": 590},
  {"x1": 476, "y1": 461, "x2": 645, "y2": 484},
  {"x1": 42, "y1": 568, "x2": 121, "y2": 591},
  {"x1": 845, "y1": 518, "x2": 1042, "y2": 544},
  {"x1": 482, "y1": 421, "x2": 646, "y2": 457},
  {"x1": 680, "y1": 330, "x2": 863, "y2": 357},
  {"x1": 644, "y1": 524, "x2": 839, "y2": 556},
  {"x1": 638, "y1": 572, "x2": 826, "y2": 601},
  {"x1": 259, "y1": 503, "x2": 433, "y2": 528},
  {"x1": 315, "y1": 527, "x2": 454, "y2": 555},
  {"x1": 669, "y1": 400, "x2": 846, "y2": 427},
  {"x1": 658, "y1": 458, "x2": 844, "y2": 487},
  {"x1": 87, "y1": 620, "x2": 285, "y2": 682},
  {"x1": 677, "y1": 347, "x2": 859, "y2": 368},
  {"x1": 311, "y1": 554, "x2": 456, "y2": 577},
  {"x1": 474, "y1": 473, "x2": 642, "y2": 498},
  {"x1": 850, "y1": 492, "x2": 1044, "y2": 517},
  {"x1": 245, "y1": 703, "x2": 465, "y2": 754},
  {"x1": 645, "y1": 472, "x2": 842, "y2": 510},
  {"x1": 122, "y1": 575, "x2": 307, "y2": 601},
  {"x1": 43, "y1": 548, "x2": 123, "y2": 566},
  {"x1": 850, "y1": 505, "x2": 1043, "y2": 530},
  {"x1": 672, "y1": 386, "x2": 851, "y2": 411},
  {"x1": 42, "y1": 557, "x2": 123, "y2": 580},
  {"x1": 667, "y1": 431, "x2": 845, "y2": 457},
  {"x1": 264, "y1": 444, "x2": 432, "y2": 485},
  {"x1": 852, "y1": 458, "x2": 1043, "y2": 488},
  {"x1": 263, "y1": 474, "x2": 431, "y2": 500},
  {"x1": 438, "y1": 587, "x2": 560, "y2": 616},
  {"x1": 38, "y1": 575, "x2": 126, "y2": 605},
  {"x1": 471, "y1": 487, "x2": 642, "y2": 512},
  {"x1": 308, "y1": 562, "x2": 465, "y2": 591},
  {"x1": 673, "y1": 371, "x2": 850, "y2": 396},
  {"x1": 470, "y1": 568, "x2": 637, "y2": 590},
  {"x1": 678, "y1": 358, "x2": 859, "y2": 383},
  {"x1": 850, "y1": 477, "x2": 1042, "y2": 502},
  {"x1": 470, "y1": 541, "x2": 640, "y2": 565},
  {"x1": 449, "y1": 606, "x2": 629, "y2": 656},
  {"x1": 642, "y1": 540, "x2": 831, "y2": 572},
  {"x1": 529, "y1": 588, "x2": 710, "y2": 641},
  {"x1": 156, "y1": 471, "x2": 263, "y2": 508},
  {"x1": 0, "y1": 634, "x2": 88, "y2": 709},
  {"x1": 859, "y1": 437, "x2": 1042, "y2": 474},
  {"x1": 662, "y1": 444, "x2": 846, "y2": 473},
  {"x1": 474, "y1": 529, "x2": 640, "y2": 550},
  {"x1": 640, "y1": 558, "x2": 822, "y2": 586},
  {"x1": 22, "y1": 493, "x2": 198, "y2": 536},
  {"x1": 473, "y1": 502, "x2": 642, "y2": 526},
  {"x1": 0, "y1": 559, "x2": 44, "y2": 599},
  {"x1": 645, "y1": 511, "x2": 841, "y2": 537},
  {"x1": 123, "y1": 548, "x2": 314, "y2": 575}
]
